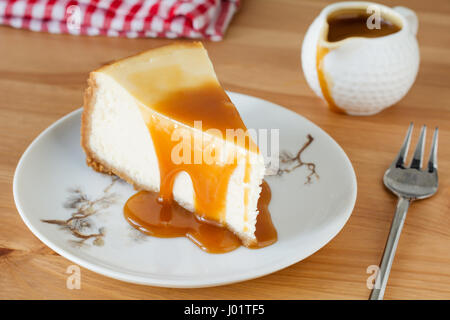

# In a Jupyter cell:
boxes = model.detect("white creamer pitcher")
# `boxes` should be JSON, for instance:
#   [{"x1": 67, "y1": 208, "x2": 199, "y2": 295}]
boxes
[{"x1": 301, "y1": 1, "x2": 419, "y2": 115}]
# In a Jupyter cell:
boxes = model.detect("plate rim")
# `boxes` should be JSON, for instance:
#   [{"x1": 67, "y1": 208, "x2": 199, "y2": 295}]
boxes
[{"x1": 13, "y1": 91, "x2": 357, "y2": 288}]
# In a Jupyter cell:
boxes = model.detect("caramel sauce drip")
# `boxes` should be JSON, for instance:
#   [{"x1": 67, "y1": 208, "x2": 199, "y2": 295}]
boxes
[
  {"x1": 317, "y1": 10, "x2": 401, "y2": 113},
  {"x1": 140, "y1": 83, "x2": 256, "y2": 223},
  {"x1": 147, "y1": 114, "x2": 237, "y2": 222},
  {"x1": 316, "y1": 45, "x2": 346, "y2": 114},
  {"x1": 124, "y1": 180, "x2": 277, "y2": 253},
  {"x1": 249, "y1": 180, "x2": 277, "y2": 249}
]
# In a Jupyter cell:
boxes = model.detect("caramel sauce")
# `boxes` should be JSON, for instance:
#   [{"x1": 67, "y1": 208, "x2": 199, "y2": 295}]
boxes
[
  {"x1": 128, "y1": 69, "x2": 257, "y2": 150},
  {"x1": 151, "y1": 82, "x2": 247, "y2": 135},
  {"x1": 248, "y1": 181, "x2": 277, "y2": 249},
  {"x1": 138, "y1": 83, "x2": 257, "y2": 223},
  {"x1": 327, "y1": 12, "x2": 401, "y2": 43},
  {"x1": 316, "y1": 11, "x2": 401, "y2": 113},
  {"x1": 124, "y1": 180, "x2": 277, "y2": 253},
  {"x1": 125, "y1": 82, "x2": 275, "y2": 252},
  {"x1": 316, "y1": 45, "x2": 345, "y2": 114}
]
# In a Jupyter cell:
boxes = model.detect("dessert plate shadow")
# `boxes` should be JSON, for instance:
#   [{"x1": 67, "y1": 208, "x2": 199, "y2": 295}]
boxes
[{"x1": 13, "y1": 92, "x2": 357, "y2": 288}]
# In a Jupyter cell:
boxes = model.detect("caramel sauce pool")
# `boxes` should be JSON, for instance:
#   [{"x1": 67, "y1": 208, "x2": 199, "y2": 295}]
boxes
[
  {"x1": 317, "y1": 10, "x2": 401, "y2": 113},
  {"x1": 124, "y1": 181, "x2": 277, "y2": 253}
]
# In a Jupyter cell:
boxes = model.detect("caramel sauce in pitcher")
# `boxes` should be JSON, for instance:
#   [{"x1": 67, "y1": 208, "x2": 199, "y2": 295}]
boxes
[
  {"x1": 327, "y1": 12, "x2": 401, "y2": 42},
  {"x1": 316, "y1": 10, "x2": 401, "y2": 113}
]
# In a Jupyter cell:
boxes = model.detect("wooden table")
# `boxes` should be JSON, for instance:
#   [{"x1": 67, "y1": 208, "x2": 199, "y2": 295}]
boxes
[{"x1": 1, "y1": 0, "x2": 449, "y2": 300}]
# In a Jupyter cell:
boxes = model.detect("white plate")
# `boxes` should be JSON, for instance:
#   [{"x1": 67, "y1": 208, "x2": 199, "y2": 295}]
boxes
[{"x1": 13, "y1": 92, "x2": 357, "y2": 288}]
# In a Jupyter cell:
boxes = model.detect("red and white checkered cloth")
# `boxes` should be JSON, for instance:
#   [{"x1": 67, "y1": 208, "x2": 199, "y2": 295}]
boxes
[{"x1": 0, "y1": 0, "x2": 240, "y2": 40}]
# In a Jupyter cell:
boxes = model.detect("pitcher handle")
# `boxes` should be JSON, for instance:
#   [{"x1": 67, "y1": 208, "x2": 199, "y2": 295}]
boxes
[{"x1": 393, "y1": 6, "x2": 418, "y2": 36}]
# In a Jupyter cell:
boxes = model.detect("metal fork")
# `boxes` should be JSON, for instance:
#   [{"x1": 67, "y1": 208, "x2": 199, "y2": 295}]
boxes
[{"x1": 370, "y1": 123, "x2": 439, "y2": 300}]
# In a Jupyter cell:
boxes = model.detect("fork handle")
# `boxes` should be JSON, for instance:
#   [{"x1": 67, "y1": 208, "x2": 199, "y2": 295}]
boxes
[{"x1": 370, "y1": 197, "x2": 410, "y2": 300}]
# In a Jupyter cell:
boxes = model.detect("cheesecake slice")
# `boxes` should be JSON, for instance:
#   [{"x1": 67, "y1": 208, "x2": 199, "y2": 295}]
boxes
[{"x1": 81, "y1": 42, "x2": 265, "y2": 246}]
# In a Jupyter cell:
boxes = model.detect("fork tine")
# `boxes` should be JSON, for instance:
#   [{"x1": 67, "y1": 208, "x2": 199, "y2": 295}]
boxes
[
  {"x1": 392, "y1": 123, "x2": 413, "y2": 168},
  {"x1": 427, "y1": 127, "x2": 439, "y2": 172},
  {"x1": 410, "y1": 125, "x2": 426, "y2": 169}
]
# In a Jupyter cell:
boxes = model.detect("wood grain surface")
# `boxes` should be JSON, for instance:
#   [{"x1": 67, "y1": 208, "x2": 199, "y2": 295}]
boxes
[{"x1": 1, "y1": 0, "x2": 449, "y2": 300}]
